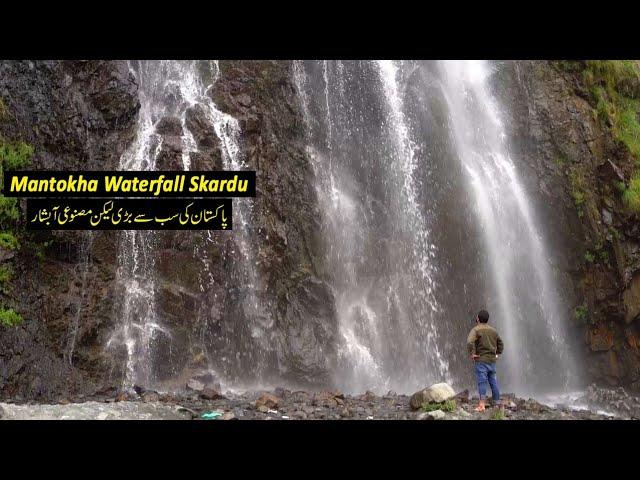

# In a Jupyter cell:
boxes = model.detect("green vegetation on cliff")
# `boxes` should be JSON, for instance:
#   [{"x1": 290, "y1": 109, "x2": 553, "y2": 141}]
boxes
[
  {"x1": 581, "y1": 60, "x2": 640, "y2": 214},
  {"x1": 0, "y1": 139, "x2": 33, "y2": 238},
  {"x1": 622, "y1": 175, "x2": 640, "y2": 212},
  {"x1": 574, "y1": 303, "x2": 589, "y2": 325},
  {"x1": 0, "y1": 137, "x2": 33, "y2": 327},
  {"x1": 0, "y1": 307, "x2": 23, "y2": 327}
]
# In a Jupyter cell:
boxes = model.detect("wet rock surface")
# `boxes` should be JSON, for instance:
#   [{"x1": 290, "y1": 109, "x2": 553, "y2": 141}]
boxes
[
  {"x1": 499, "y1": 61, "x2": 640, "y2": 391},
  {"x1": 0, "y1": 60, "x2": 336, "y2": 400},
  {"x1": 581, "y1": 384, "x2": 640, "y2": 419},
  {"x1": 0, "y1": 386, "x2": 627, "y2": 420},
  {"x1": 0, "y1": 60, "x2": 139, "y2": 401}
]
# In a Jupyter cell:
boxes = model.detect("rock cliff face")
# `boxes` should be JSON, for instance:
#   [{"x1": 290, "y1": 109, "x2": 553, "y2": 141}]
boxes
[
  {"x1": 145, "y1": 61, "x2": 337, "y2": 388},
  {"x1": 0, "y1": 60, "x2": 638, "y2": 401},
  {"x1": 0, "y1": 60, "x2": 336, "y2": 400},
  {"x1": 497, "y1": 61, "x2": 640, "y2": 391},
  {"x1": 0, "y1": 61, "x2": 139, "y2": 399}
]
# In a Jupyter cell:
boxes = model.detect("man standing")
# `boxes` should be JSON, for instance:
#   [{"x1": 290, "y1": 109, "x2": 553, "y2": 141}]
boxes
[{"x1": 467, "y1": 309, "x2": 504, "y2": 412}]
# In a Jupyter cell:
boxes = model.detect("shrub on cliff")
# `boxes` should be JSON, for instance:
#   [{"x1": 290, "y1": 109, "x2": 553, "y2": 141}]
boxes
[
  {"x1": 0, "y1": 139, "x2": 32, "y2": 233},
  {"x1": 0, "y1": 138, "x2": 32, "y2": 328},
  {"x1": 0, "y1": 139, "x2": 32, "y2": 242},
  {"x1": 0, "y1": 307, "x2": 22, "y2": 327},
  {"x1": 581, "y1": 60, "x2": 640, "y2": 214}
]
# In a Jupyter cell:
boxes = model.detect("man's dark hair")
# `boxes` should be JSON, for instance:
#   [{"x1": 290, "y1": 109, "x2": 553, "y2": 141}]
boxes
[{"x1": 478, "y1": 310, "x2": 490, "y2": 323}]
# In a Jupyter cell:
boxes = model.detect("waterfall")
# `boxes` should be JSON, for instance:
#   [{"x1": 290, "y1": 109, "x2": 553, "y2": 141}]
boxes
[
  {"x1": 107, "y1": 61, "x2": 177, "y2": 388},
  {"x1": 104, "y1": 59, "x2": 579, "y2": 396},
  {"x1": 437, "y1": 60, "x2": 578, "y2": 394},
  {"x1": 107, "y1": 60, "x2": 262, "y2": 389},
  {"x1": 294, "y1": 61, "x2": 449, "y2": 393},
  {"x1": 294, "y1": 60, "x2": 580, "y2": 395}
]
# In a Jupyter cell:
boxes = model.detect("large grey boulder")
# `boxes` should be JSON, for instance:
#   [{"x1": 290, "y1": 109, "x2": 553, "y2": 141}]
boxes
[{"x1": 410, "y1": 383, "x2": 456, "y2": 410}]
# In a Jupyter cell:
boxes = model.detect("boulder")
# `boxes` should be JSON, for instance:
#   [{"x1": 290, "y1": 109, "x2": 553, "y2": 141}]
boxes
[
  {"x1": 313, "y1": 391, "x2": 343, "y2": 408},
  {"x1": 190, "y1": 371, "x2": 221, "y2": 390},
  {"x1": 142, "y1": 391, "x2": 159, "y2": 402},
  {"x1": 410, "y1": 383, "x2": 456, "y2": 410},
  {"x1": 360, "y1": 390, "x2": 376, "y2": 402},
  {"x1": 255, "y1": 393, "x2": 280, "y2": 410},
  {"x1": 186, "y1": 379, "x2": 205, "y2": 392},
  {"x1": 453, "y1": 389, "x2": 470, "y2": 403},
  {"x1": 200, "y1": 388, "x2": 224, "y2": 400}
]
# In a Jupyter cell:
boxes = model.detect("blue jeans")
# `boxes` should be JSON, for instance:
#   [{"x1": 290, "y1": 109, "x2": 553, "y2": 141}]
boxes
[{"x1": 475, "y1": 361, "x2": 500, "y2": 402}]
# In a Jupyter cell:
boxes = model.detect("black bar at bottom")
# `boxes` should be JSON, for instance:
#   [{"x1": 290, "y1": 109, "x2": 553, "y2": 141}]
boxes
[{"x1": 26, "y1": 198, "x2": 232, "y2": 230}]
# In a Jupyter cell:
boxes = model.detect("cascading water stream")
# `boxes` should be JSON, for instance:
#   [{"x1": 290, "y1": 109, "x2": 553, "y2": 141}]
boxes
[
  {"x1": 437, "y1": 60, "x2": 578, "y2": 394},
  {"x1": 294, "y1": 60, "x2": 580, "y2": 395},
  {"x1": 64, "y1": 231, "x2": 93, "y2": 365},
  {"x1": 375, "y1": 60, "x2": 447, "y2": 379},
  {"x1": 107, "y1": 61, "x2": 171, "y2": 388},
  {"x1": 108, "y1": 60, "x2": 262, "y2": 389},
  {"x1": 294, "y1": 61, "x2": 449, "y2": 393}
]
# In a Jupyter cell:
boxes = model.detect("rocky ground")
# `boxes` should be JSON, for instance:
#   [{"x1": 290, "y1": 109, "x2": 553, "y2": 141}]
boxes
[{"x1": 0, "y1": 382, "x2": 636, "y2": 420}]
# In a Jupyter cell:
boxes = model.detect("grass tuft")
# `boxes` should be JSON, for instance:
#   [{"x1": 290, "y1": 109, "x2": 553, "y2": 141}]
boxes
[
  {"x1": 579, "y1": 61, "x2": 640, "y2": 214},
  {"x1": 622, "y1": 174, "x2": 640, "y2": 212},
  {"x1": 421, "y1": 398, "x2": 457, "y2": 413},
  {"x1": 489, "y1": 408, "x2": 506, "y2": 420}
]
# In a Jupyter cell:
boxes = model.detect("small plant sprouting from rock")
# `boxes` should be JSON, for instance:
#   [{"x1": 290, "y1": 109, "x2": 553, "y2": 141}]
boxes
[
  {"x1": 584, "y1": 242, "x2": 611, "y2": 267},
  {"x1": 0, "y1": 231, "x2": 19, "y2": 250},
  {"x1": 569, "y1": 169, "x2": 587, "y2": 218},
  {"x1": 0, "y1": 265, "x2": 12, "y2": 293},
  {"x1": 29, "y1": 238, "x2": 53, "y2": 262},
  {"x1": 422, "y1": 399, "x2": 456, "y2": 413},
  {"x1": 574, "y1": 304, "x2": 589, "y2": 324},
  {"x1": 554, "y1": 154, "x2": 568, "y2": 169}
]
